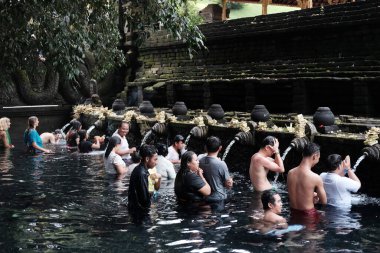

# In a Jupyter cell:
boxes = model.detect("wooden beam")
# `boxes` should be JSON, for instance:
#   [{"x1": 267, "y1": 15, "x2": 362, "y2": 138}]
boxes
[
  {"x1": 222, "y1": 0, "x2": 228, "y2": 21},
  {"x1": 262, "y1": 0, "x2": 269, "y2": 15}
]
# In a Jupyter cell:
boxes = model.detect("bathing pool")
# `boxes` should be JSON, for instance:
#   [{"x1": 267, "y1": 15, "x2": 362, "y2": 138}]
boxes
[{"x1": 1, "y1": 146, "x2": 379, "y2": 252}]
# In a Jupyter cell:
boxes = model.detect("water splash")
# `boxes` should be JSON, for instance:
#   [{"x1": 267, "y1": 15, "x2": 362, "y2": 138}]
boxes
[
  {"x1": 273, "y1": 146, "x2": 292, "y2": 183},
  {"x1": 87, "y1": 125, "x2": 96, "y2": 135},
  {"x1": 281, "y1": 146, "x2": 293, "y2": 161},
  {"x1": 141, "y1": 130, "x2": 152, "y2": 146},
  {"x1": 222, "y1": 140, "x2": 236, "y2": 161},
  {"x1": 184, "y1": 134, "x2": 191, "y2": 146},
  {"x1": 352, "y1": 154, "x2": 367, "y2": 172},
  {"x1": 60, "y1": 123, "x2": 71, "y2": 138}
]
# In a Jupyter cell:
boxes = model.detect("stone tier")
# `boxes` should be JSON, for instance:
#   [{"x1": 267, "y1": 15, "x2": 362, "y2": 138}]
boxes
[{"x1": 124, "y1": 0, "x2": 380, "y2": 117}]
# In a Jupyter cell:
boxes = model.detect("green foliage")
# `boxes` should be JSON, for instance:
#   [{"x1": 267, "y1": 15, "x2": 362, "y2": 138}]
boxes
[
  {"x1": 124, "y1": 0, "x2": 205, "y2": 58},
  {"x1": 227, "y1": 2, "x2": 243, "y2": 10},
  {"x1": 0, "y1": 0, "x2": 205, "y2": 84},
  {"x1": 0, "y1": 0, "x2": 124, "y2": 82}
]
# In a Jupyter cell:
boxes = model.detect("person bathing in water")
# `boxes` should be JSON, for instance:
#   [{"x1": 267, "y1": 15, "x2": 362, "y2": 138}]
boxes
[
  {"x1": 0, "y1": 117, "x2": 14, "y2": 149},
  {"x1": 287, "y1": 143, "x2": 327, "y2": 226},
  {"x1": 40, "y1": 129, "x2": 63, "y2": 144},
  {"x1": 77, "y1": 129, "x2": 103, "y2": 153},
  {"x1": 23, "y1": 116, "x2": 52, "y2": 154},
  {"x1": 261, "y1": 189, "x2": 286, "y2": 224},
  {"x1": 249, "y1": 136, "x2": 285, "y2": 191}
]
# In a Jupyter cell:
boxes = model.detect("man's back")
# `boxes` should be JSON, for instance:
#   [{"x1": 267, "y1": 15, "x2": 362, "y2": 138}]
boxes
[
  {"x1": 287, "y1": 166, "x2": 325, "y2": 211},
  {"x1": 200, "y1": 156, "x2": 230, "y2": 200}
]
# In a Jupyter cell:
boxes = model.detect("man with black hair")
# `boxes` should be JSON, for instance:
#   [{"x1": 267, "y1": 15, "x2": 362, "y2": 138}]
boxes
[
  {"x1": 320, "y1": 154, "x2": 361, "y2": 207},
  {"x1": 166, "y1": 134, "x2": 186, "y2": 165},
  {"x1": 128, "y1": 145, "x2": 160, "y2": 214},
  {"x1": 112, "y1": 121, "x2": 136, "y2": 165},
  {"x1": 287, "y1": 143, "x2": 326, "y2": 219},
  {"x1": 249, "y1": 136, "x2": 285, "y2": 191},
  {"x1": 261, "y1": 189, "x2": 286, "y2": 224},
  {"x1": 156, "y1": 143, "x2": 176, "y2": 179},
  {"x1": 199, "y1": 136, "x2": 233, "y2": 202}
]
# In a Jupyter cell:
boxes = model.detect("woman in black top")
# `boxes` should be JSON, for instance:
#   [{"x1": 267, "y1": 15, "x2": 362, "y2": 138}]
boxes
[
  {"x1": 78, "y1": 129, "x2": 101, "y2": 153},
  {"x1": 66, "y1": 120, "x2": 82, "y2": 148},
  {"x1": 175, "y1": 151, "x2": 211, "y2": 202}
]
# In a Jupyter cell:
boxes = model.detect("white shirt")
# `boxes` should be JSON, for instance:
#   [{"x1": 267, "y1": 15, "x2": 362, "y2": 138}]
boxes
[
  {"x1": 321, "y1": 172, "x2": 361, "y2": 207},
  {"x1": 166, "y1": 145, "x2": 186, "y2": 162},
  {"x1": 112, "y1": 131, "x2": 130, "y2": 160},
  {"x1": 156, "y1": 155, "x2": 176, "y2": 179},
  {"x1": 104, "y1": 151, "x2": 126, "y2": 174}
]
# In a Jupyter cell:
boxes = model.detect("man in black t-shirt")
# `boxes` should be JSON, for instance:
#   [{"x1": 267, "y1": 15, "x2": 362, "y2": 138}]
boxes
[{"x1": 128, "y1": 145, "x2": 160, "y2": 218}]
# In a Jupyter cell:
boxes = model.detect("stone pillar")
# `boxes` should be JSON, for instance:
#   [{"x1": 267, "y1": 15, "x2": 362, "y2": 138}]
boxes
[
  {"x1": 353, "y1": 81, "x2": 371, "y2": 116},
  {"x1": 245, "y1": 81, "x2": 256, "y2": 111},
  {"x1": 137, "y1": 86, "x2": 144, "y2": 104},
  {"x1": 292, "y1": 80, "x2": 308, "y2": 114},
  {"x1": 166, "y1": 83, "x2": 175, "y2": 106},
  {"x1": 203, "y1": 82, "x2": 211, "y2": 109}
]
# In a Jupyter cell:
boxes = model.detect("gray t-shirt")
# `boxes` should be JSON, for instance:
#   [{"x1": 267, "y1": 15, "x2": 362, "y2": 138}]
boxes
[{"x1": 199, "y1": 156, "x2": 230, "y2": 200}]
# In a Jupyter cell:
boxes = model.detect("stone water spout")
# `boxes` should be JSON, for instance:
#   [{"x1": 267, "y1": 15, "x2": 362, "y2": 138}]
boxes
[
  {"x1": 185, "y1": 126, "x2": 209, "y2": 146},
  {"x1": 87, "y1": 119, "x2": 105, "y2": 136},
  {"x1": 353, "y1": 144, "x2": 380, "y2": 172},
  {"x1": 141, "y1": 122, "x2": 168, "y2": 146},
  {"x1": 151, "y1": 122, "x2": 167, "y2": 136},
  {"x1": 60, "y1": 122, "x2": 71, "y2": 139},
  {"x1": 222, "y1": 131, "x2": 255, "y2": 161},
  {"x1": 274, "y1": 137, "x2": 310, "y2": 183}
]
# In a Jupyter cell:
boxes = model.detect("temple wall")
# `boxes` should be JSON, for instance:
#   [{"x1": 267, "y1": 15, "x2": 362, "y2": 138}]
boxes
[{"x1": 129, "y1": 0, "x2": 380, "y2": 117}]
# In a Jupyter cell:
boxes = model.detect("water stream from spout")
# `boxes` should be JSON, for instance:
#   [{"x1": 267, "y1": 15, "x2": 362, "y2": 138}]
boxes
[
  {"x1": 184, "y1": 134, "x2": 191, "y2": 146},
  {"x1": 273, "y1": 146, "x2": 293, "y2": 183},
  {"x1": 60, "y1": 123, "x2": 71, "y2": 138},
  {"x1": 141, "y1": 130, "x2": 152, "y2": 146},
  {"x1": 87, "y1": 125, "x2": 96, "y2": 135},
  {"x1": 222, "y1": 140, "x2": 236, "y2": 161},
  {"x1": 352, "y1": 154, "x2": 367, "y2": 172}
]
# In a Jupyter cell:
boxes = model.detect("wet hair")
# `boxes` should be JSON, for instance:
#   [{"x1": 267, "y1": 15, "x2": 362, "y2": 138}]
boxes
[
  {"x1": 326, "y1": 154, "x2": 342, "y2": 171},
  {"x1": 70, "y1": 120, "x2": 82, "y2": 131},
  {"x1": 302, "y1": 142, "x2": 320, "y2": 157},
  {"x1": 139, "y1": 144, "x2": 157, "y2": 160},
  {"x1": 0, "y1": 117, "x2": 10, "y2": 131},
  {"x1": 53, "y1": 129, "x2": 61, "y2": 135},
  {"x1": 118, "y1": 121, "x2": 130, "y2": 129},
  {"x1": 179, "y1": 151, "x2": 196, "y2": 172},
  {"x1": 175, "y1": 151, "x2": 196, "y2": 197},
  {"x1": 174, "y1": 134, "x2": 185, "y2": 143},
  {"x1": 78, "y1": 129, "x2": 87, "y2": 142},
  {"x1": 205, "y1": 136, "x2": 221, "y2": 153},
  {"x1": 261, "y1": 189, "x2": 278, "y2": 211},
  {"x1": 28, "y1": 116, "x2": 38, "y2": 129},
  {"x1": 261, "y1": 135, "x2": 276, "y2": 148},
  {"x1": 156, "y1": 143, "x2": 168, "y2": 156},
  {"x1": 131, "y1": 152, "x2": 142, "y2": 164},
  {"x1": 104, "y1": 136, "x2": 121, "y2": 158}
]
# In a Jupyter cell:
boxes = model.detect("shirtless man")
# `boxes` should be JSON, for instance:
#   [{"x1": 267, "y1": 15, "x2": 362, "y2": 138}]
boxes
[
  {"x1": 261, "y1": 189, "x2": 286, "y2": 224},
  {"x1": 249, "y1": 136, "x2": 285, "y2": 191},
  {"x1": 40, "y1": 130, "x2": 62, "y2": 144},
  {"x1": 287, "y1": 143, "x2": 327, "y2": 218}
]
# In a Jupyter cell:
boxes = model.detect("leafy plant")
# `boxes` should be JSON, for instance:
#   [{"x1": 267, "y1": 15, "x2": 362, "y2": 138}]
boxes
[{"x1": 0, "y1": 0, "x2": 205, "y2": 85}]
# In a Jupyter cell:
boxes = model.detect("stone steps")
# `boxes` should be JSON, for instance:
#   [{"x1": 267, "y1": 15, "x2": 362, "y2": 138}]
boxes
[
  {"x1": 202, "y1": 0, "x2": 378, "y2": 32},
  {"x1": 136, "y1": 56, "x2": 380, "y2": 83},
  {"x1": 203, "y1": 5, "x2": 380, "y2": 40}
]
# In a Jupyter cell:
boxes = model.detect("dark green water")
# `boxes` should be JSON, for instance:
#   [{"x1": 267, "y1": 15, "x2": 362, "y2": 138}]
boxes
[{"x1": 1, "y1": 145, "x2": 379, "y2": 252}]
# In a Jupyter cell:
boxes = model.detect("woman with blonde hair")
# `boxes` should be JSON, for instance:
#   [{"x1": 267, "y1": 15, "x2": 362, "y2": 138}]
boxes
[
  {"x1": 0, "y1": 117, "x2": 14, "y2": 149},
  {"x1": 23, "y1": 116, "x2": 52, "y2": 154}
]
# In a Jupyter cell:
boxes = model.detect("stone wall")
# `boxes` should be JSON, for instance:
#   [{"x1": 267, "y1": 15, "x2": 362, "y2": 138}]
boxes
[{"x1": 126, "y1": 0, "x2": 380, "y2": 117}]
